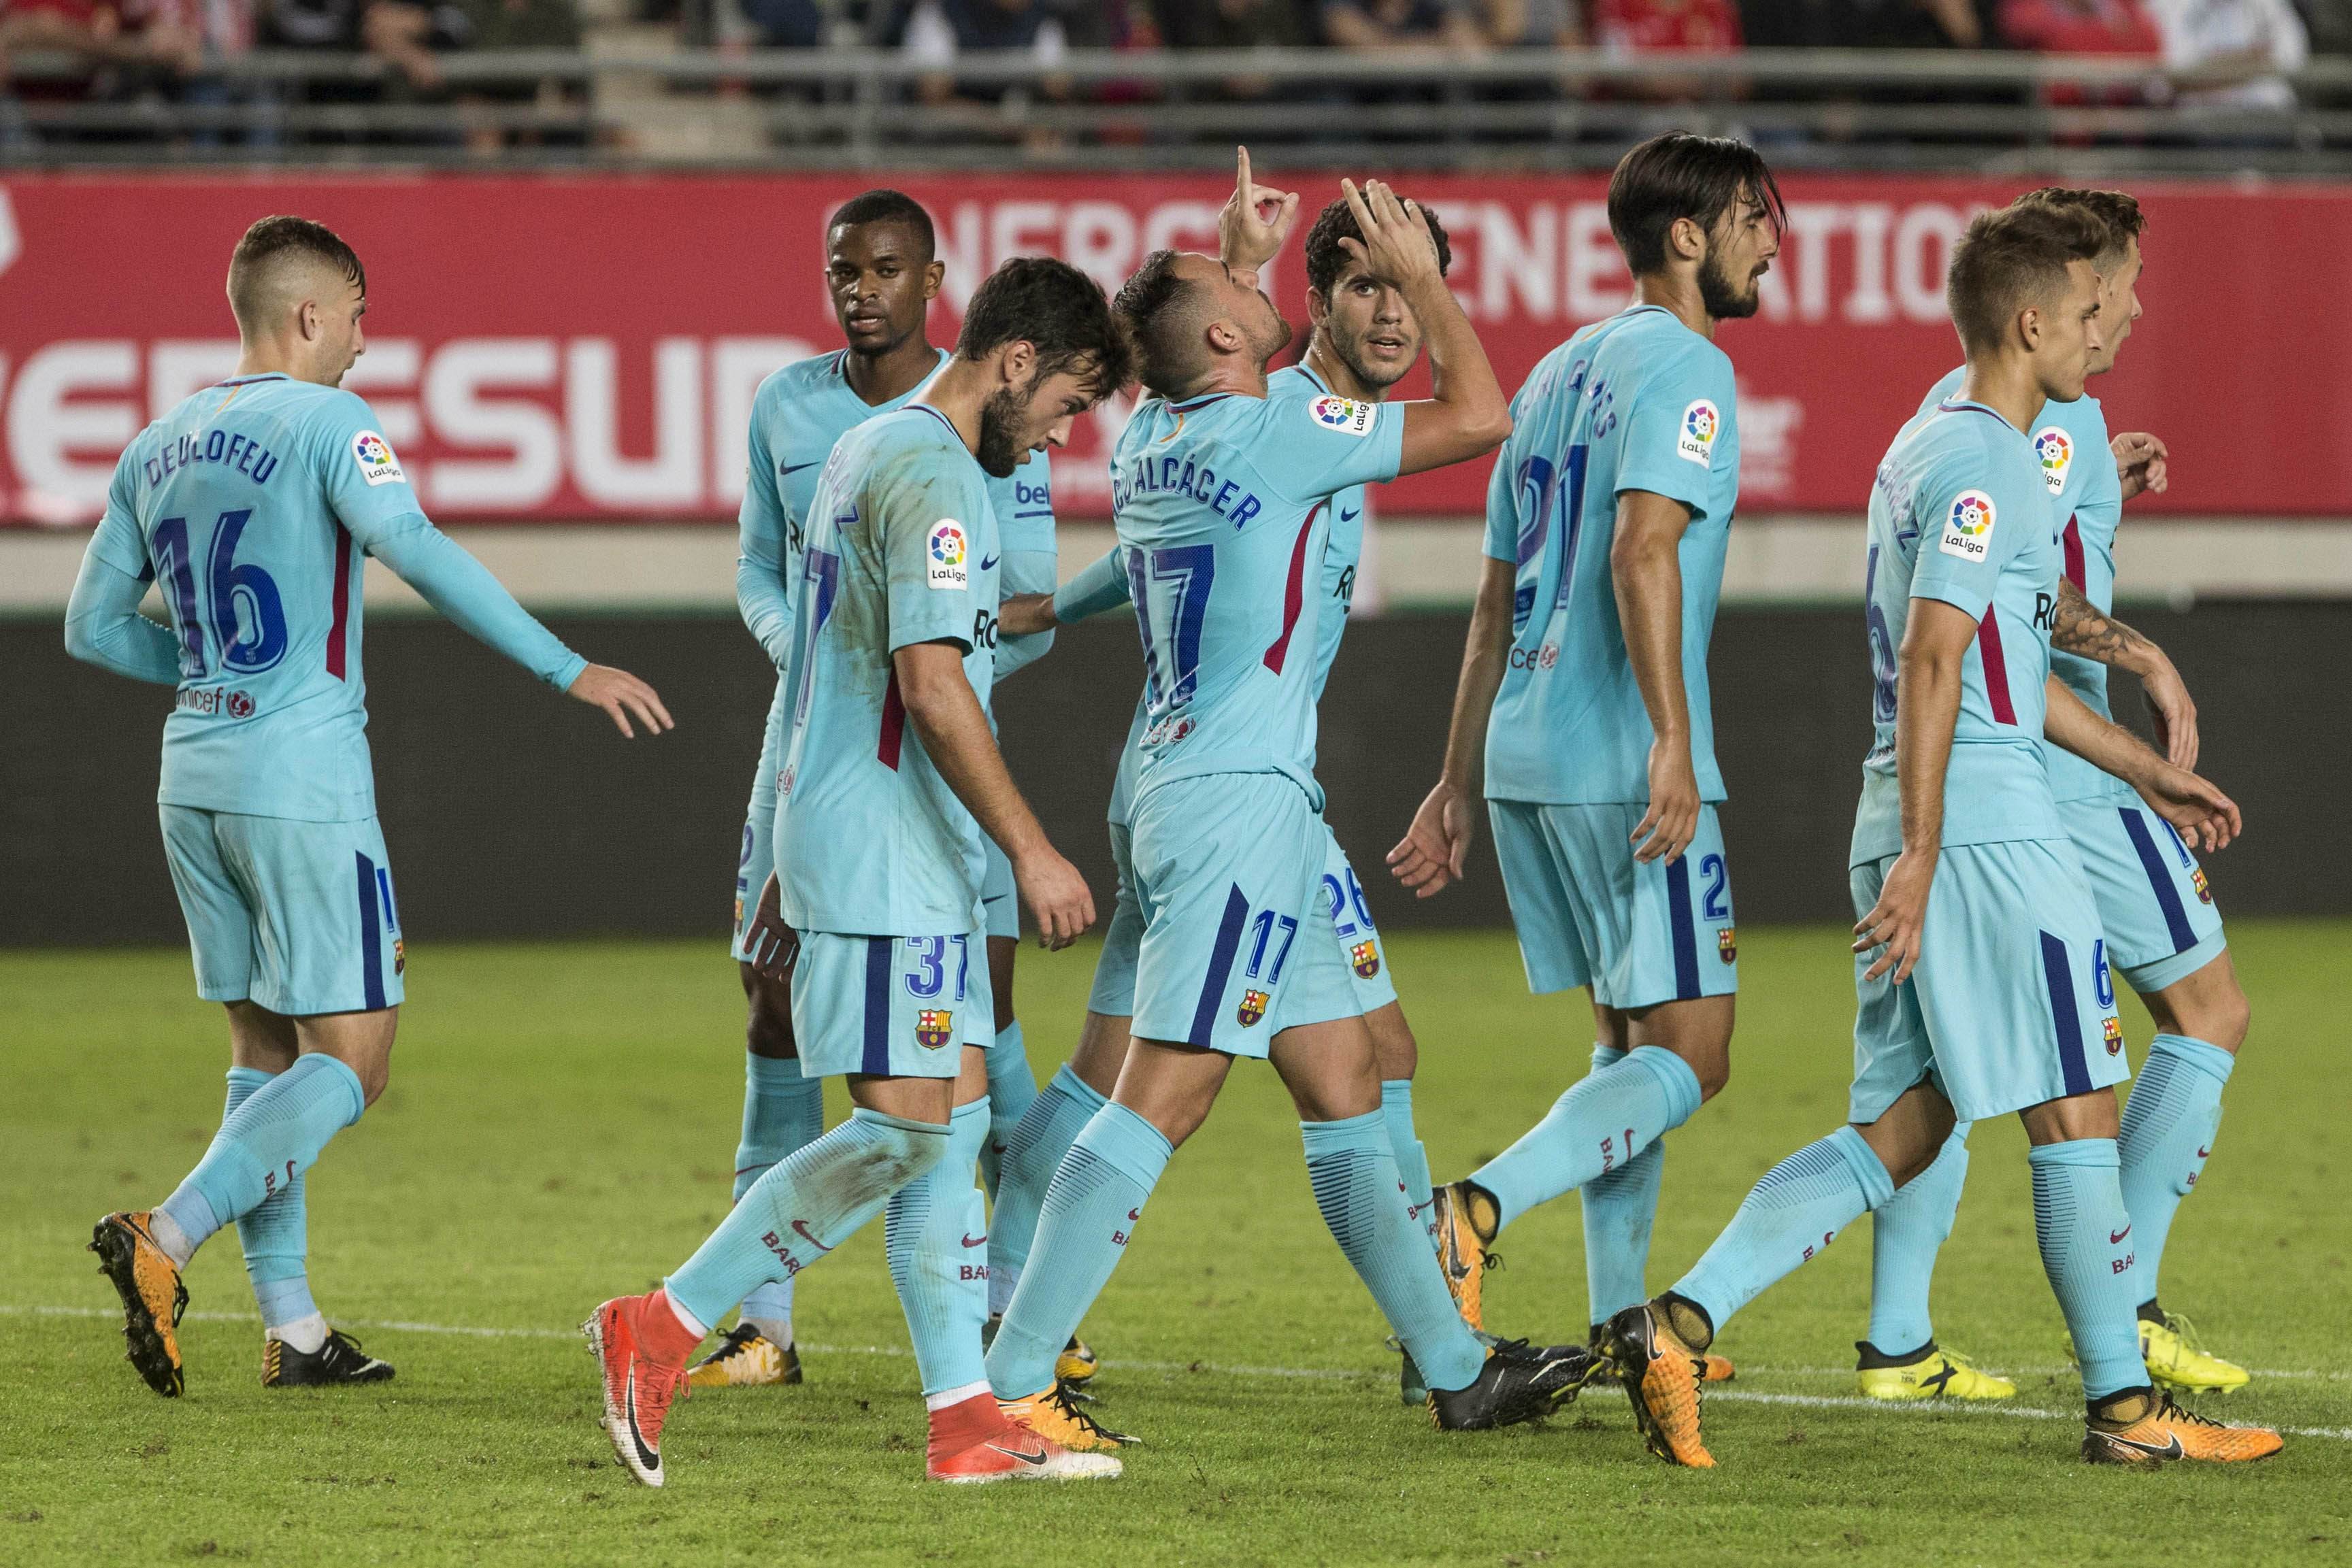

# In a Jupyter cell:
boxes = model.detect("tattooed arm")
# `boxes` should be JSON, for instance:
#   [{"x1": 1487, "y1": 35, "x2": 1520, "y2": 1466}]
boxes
[{"x1": 2051, "y1": 578, "x2": 2198, "y2": 769}]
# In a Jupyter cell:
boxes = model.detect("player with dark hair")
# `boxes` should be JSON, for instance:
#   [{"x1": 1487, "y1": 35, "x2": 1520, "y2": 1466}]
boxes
[
  {"x1": 1859, "y1": 186, "x2": 2260, "y2": 1402},
  {"x1": 72, "y1": 216, "x2": 669, "y2": 1397},
  {"x1": 980, "y1": 151, "x2": 1596, "y2": 1452},
  {"x1": 1604, "y1": 200, "x2": 2279, "y2": 1469},
  {"x1": 1391, "y1": 132, "x2": 1780, "y2": 1379},
  {"x1": 587, "y1": 255, "x2": 1130, "y2": 1489},
  {"x1": 985, "y1": 184, "x2": 1466, "y2": 1405}
]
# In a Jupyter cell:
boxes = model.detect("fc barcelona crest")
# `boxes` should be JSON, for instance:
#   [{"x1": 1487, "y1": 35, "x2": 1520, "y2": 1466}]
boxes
[
  {"x1": 2191, "y1": 867, "x2": 2213, "y2": 905},
  {"x1": 393, "y1": 939, "x2": 406, "y2": 976},
  {"x1": 1237, "y1": 990, "x2": 1270, "y2": 1027},
  {"x1": 1350, "y1": 939, "x2": 1381, "y2": 980},
  {"x1": 916, "y1": 1010, "x2": 955, "y2": 1050},
  {"x1": 1718, "y1": 927, "x2": 1738, "y2": 964},
  {"x1": 2103, "y1": 1016, "x2": 2123, "y2": 1056}
]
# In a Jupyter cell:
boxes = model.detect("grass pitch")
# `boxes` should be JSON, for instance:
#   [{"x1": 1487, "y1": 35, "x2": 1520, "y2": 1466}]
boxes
[{"x1": 3, "y1": 924, "x2": 2347, "y2": 1567}]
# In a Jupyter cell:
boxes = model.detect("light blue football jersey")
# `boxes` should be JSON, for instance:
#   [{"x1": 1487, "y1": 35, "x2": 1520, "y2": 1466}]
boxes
[
  {"x1": 1921, "y1": 367, "x2": 2128, "y2": 803},
  {"x1": 1482, "y1": 305, "x2": 1740, "y2": 807},
  {"x1": 83, "y1": 373, "x2": 579, "y2": 822},
  {"x1": 1109, "y1": 384, "x2": 1404, "y2": 812},
  {"x1": 1850, "y1": 397, "x2": 2067, "y2": 866},
  {"x1": 774, "y1": 404, "x2": 1001, "y2": 935},
  {"x1": 992, "y1": 449, "x2": 1058, "y2": 684}
]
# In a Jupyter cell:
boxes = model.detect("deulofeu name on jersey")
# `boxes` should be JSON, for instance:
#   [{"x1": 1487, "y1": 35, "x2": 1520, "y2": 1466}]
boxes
[
  {"x1": 351, "y1": 429, "x2": 407, "y2": 487},
  {"x1": 1677, "y1": 399, "x2": 1721, "y2": 466},
  {"x1": 927, "y1": 520, "x2": 970, "y2": 590},
  {"x1": 1308, "y1": 394, "x2": 1378, "y2": 438},
  {"x1": 1940, "y1": 487, "x2": 1996, "y2": 563}
]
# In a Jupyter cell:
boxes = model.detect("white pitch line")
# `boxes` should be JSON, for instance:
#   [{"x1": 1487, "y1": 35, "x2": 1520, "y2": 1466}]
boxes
[{"x1": 10, "y1": 1303, "x2": 2347, "y2": 1439}]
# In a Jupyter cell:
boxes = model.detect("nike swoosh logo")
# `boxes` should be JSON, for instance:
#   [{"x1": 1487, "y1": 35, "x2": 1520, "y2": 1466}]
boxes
[
  {"x1": 1339, "y1": 508, "x2": 1361, "y2": 522},
  {"x1": 2196, "y1": 1146, "x2": 2211, "y2": 1158},
  {"x1": 1127, "y1": 1208, "x2": 1141, "y2": 1221},
  {"x1": 987, "y1": 1442, "x2": 1050, "y2": 1466},
  {"x1": 2106, "y1": 1431, "x2": 2184, "y2": 1460},
  {"x1": 981, "y1": 894, "x2": 1007, "y2": 905},
  {"x1": 623, "y1": 1368, "x2": 661, "y2": 1473},
  {"x1": 961, "y1": 1233, "x2": 987, "y2": 1248},
  {"x1": 2110, "y1": 1226, "x2": 2132, "y2": 1244},
  {"x1": 980, "y1": 553, "x2": 1000, "y2": 570},
  {"x1": 780, "y1": 461, "x2": 820, "y2": 476},
  {"x1": 791, "y1": 1220, "x2": 835, "y2": 1252}
]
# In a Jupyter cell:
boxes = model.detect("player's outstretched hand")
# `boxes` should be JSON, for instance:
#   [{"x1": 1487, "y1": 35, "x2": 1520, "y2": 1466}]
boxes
[
  {"x1": 1629, "y1": 741, "x2": 1700, "y2": 865},
  {"x1": 744, "y1": 873, "x2": 797, "y2": 984},
  {"x1": 1219, "y1": 146, "x2": 1299, "y2": 274},
  {"x1": 2138, "y1": 653, "x2": 2200, "y2": 771},
  {"x1": 568, "y1": 663, "x2": 674, "y2": 739},
  {"x1": 2139, "y1": 763, "x2": 2241, "y2": 854},
  {"x1": 1854, "y1": 847, "x2": 1936, "y2": 984},
  {"x1": 1016, "y1": 844, "x2": 1095, "y2": 951},
  {"x1": 1338, "y1": 178, "x2": 1440, "y2": 292},
  {"x1": 2113, "y1": 431, "x2": 2168, "y2": 501},
  {"x1": 1388, "y1": 779, "x2": 1477, "y2": 899},
  {"x1": 999, "y1": 593, "x2": 1057, "y2": 638}
]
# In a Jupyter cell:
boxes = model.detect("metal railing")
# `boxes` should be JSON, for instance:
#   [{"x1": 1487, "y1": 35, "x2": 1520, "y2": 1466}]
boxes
[{"x1": 7, "y1": 46, "x2": 2351, "y2": 173}]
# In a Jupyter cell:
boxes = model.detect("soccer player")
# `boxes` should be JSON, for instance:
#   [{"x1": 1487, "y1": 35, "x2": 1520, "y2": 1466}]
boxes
[
  {"x1": 586, "y1": 256, "x2": 1127, "y2": 1488},
  {"x1": 980, "y1": 167, "x2": 1591, "y2": 1452},
  {"x1": 1604, "y1": 201, "x2": 2281, "y2": 1469},
  {"x1": 987, "y1": 182, "x2": 1460, "y2": 1405},
  {"x1": 68, "y1": 216, "x2": 670, "y2": 1397},
  {"x1": 1389, "y1": 132, "x2": 1780, "y2": 1375},
  {"x1": 1859, "y1": 186, "x2": 2256, "y2": 1401}
]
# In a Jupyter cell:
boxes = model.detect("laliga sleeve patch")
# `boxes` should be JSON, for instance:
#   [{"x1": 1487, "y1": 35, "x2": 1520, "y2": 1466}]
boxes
[
  {"x1": 2032, "y1": 426, "x2": 2073, "y2": 496},
  {"x1": 1940, "y1": 488, "x2": 1997, "y2": 562},
  {"x1": 1306, "y1": 394, "x2": 1378, "y2": 438},
  {"x1": 350, "y1": 429, "x2": 406, "y2": 487},
  {"x1": 1676, "y1": 399, "x2": 1720, "y2": 466},
  {"x1": 927, "y1": 520, "x2": 970, "y2": 590}
]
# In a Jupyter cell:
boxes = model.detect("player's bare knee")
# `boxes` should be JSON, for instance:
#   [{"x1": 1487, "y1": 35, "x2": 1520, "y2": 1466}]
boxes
[
  {"x1": 742, "y1": 966, "x2": 797, "y2": 1060},
  {"x1": 1367, "y1": 1005, "x2": 1419, "y2": 1082}
]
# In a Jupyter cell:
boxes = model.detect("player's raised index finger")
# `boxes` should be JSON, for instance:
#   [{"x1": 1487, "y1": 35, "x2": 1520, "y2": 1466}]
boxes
[
  {"x1": 1340, "y1": 178, "x2": 1374, "y2": 232},
  {"x1": 1236, "y1": 144, "x2": 1253, "y2": 200}
]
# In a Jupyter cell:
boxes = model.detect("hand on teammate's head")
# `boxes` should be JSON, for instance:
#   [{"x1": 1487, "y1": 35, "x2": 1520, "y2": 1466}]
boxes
[{"x1": 1337, "y1": 180, "x2": 1440, "y2": 292}]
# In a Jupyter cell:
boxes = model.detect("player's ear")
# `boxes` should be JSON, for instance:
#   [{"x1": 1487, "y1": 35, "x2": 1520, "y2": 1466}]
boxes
[
  {"x1": 295, "y1": 296, "x2": 320, "y2": 344},
  {"x1": 999, "y1": 338, "x2": 1036, "y2": 389},
  {"x1": 923, "y1": 259, "x2": 944, "y2": 302},
  {"x1": 1205, "y1": 316, "x2": 1242, "y2": 354},
  {"x1": 1669, "y1": 214, "x2": 1706, "y2": 265},
  {"x1": 1306, "y1": 288, "x2": 1330, "y2": 327}
]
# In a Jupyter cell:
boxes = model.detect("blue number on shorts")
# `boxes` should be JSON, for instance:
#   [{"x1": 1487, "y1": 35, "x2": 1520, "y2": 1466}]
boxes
[
  {"x1": 2092, "y1": 939, "x2": 2115, "y2": 1009},
  {"x1": 1865, "y1": 544, "x2": 1898, "y2": 724},
  {"x1": 1346, "y1": 866, "x2": 1376, "y2": 931},
  {"x1": 1699, "y1": 854, "x2": 1729, "y2": 920},
  {"x1": 208, "y1": 508, "x2": 287, "y2": 673},
  {"x1": 1322, "y1": 873, "x2": 1355, "y2": 937},
  {"x1": 905, "y1": 937, "x2": 945, "y2": 999},
  {"x1": 1127, "y1": 544, "x2": 1215, "y2": 715},
  {"x1": 1245, "y1": 908, "x2": 1299, "y2": 984},
  {"x1": 150, "y1": 514, "x2": 208, "y2": 676},
  {"x1": 950, "y1": 933, "x2": 970, "y2": 1000}
]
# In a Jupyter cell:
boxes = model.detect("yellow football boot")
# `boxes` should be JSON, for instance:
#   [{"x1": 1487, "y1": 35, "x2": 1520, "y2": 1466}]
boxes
[
  {"x1": 89, "y1": 1211, "x2": 188, "y2": 1398},
  {"x1": 1855, "y1": 1341, "x2": 2015, "y2": 1401},
  {"x1": 1606, "y1": 1301, "x2": 1714, "y2": 1469},
  {"x1": 2137, "y1": 1310, "x2": 2250, "y2": 1395},
  {"x1": 687, "y1": 1323, "x2": 803, "y2": 1388},
  {"x1": 1055, "y1": 1335, "x2": 1099, "y2": 1387},
  {"x1": 2084, "y1": 1390, "x2": 2282, "y2": 1465},
  {"x1": 997, "y1": 1382, "x2": 1133, "y2": 1453},
  {"x1": 1428, "y1": 1181, "x2": 1497, "y2": 1332}
]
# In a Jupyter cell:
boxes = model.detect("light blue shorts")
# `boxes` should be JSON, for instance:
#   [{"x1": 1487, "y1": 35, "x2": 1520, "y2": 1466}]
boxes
[
  {"x1": 982, "y1": 834, "x2": 1018, "y2": 942},
  {"x1": 1084, "y1": 821, "x2": 1146, "y2": 1017},
  {"x1": 160, "y1": 805, "x2": 405, "y2": 1016},
  {"x1": 1277, "y1": 827, "x2": 1401, "y2": 1028},
  {"x1": 1127, "y1": 774, "x2": 1323, "y2": 1058},
  {"x1": 2061, "y1": 794, "x2": 2227, "y2": 995},
  {"x1": 729, "y1": 682, "x2": 789, "y2": 963},
  {"x1": 1849, "y1": 837, "x2": 2129, "y2": 1127},
  {"x1": 1488, "y1": 799, "x2": 1738, "y2": 1010},
  {"x1": 790, "y1": 928, "x2": 991, "y2": 1080}
]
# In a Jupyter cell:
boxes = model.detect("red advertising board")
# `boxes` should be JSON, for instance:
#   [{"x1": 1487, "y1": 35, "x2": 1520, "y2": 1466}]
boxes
[{"x1": 1, "y1": 171, "x2": 2343, "y2": 524}]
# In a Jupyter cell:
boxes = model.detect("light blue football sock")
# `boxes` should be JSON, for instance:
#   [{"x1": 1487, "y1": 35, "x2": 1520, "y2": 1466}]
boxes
[
  {"x1": 1472, "y1": 1045, "x2": 1702, "y2": 1231},
  {"x1": 1673, "y1": 1127, "x2": 1895, "y2": 1334},
  {"x1": 985, "y1": 1062, "x2": 1108, "y2": 1317},
  {"x1": 666, "y1": 1107, "x2": 947, "y2": 1334},
  {"x1": 1378, "y1": 1080, "x2": 1438, "y2": 1253},
  {"x1": 2030, "y1": 1138, "x2": 2148, "y2": 1399},
  {"x1": 1304, "y1": 1112, "x2": 1485, "y2": 1392},
  {"x1": 1864, "y1": 1122, "x2": 1971, "y2": 1355},
  {"x1": 1576, "y1": 1044, "x2": 1665, "y2": 1329},
  {"x1": 222, "y1": 1067, "x2": 318, "y2": 1331},
  {"x1": 885, "y1": 1099, "x2": 994, "y2": 1397},
  {"x1": 985, "y1": 1100, "x2": 1170, "y2": 1399},
  {"x1": 731, "y1": 1052, "x2": 824, "y2": 1339},
  {"x1": 2118, "y1": 1034, "x2": 2234, "y2": 1305},
  {"x1": 157, "y1": 1053, "x2": 365, "y2": 1265},
  {"x1": 980, "y1": 1021, "x2": 1038, "y2": 1201}
]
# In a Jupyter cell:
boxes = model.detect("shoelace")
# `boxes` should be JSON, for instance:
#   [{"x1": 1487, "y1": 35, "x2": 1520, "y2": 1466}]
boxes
[
  {"x1": 1048, "y1": 1382, "x2": 1116, "y2": 1439},
  {"x1": 2158, "y1": 1394, "x2": 2225, "y2": 1430},
  {"x1": 2157, "y1": 1311, "x2": 2214, "y2": 1354}
]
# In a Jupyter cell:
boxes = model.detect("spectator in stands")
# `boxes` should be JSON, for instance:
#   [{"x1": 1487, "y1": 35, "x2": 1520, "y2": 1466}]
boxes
[
  {"x1": 738, "y1": 0, "x2": 823, "y2": 45},
  {"x1": 1592, "y1": 0, "x2": 1742, "y2": 52},
  {"x1": 1738, "y1": 0, "x2": 1991, "y2": 48},
  {"x1": 2145, "y1": 0, "x2": 2308, "y2": 105},
  {"x1": 451, "y1": 0, "x2": 580, "y2": 153},
  {"x1": 2295, "y1": 0, "x2": 2351, "y2": 50},
  {"x1": 1155, "y1": 0, "x2": 1315, "y2": 48},
  {"x1": 898, "y1": 0, "x2": 1070, "y2": 142},
  {"x1": 1998, "y1": 0, "x2": 2162, "y2": 108},
  {"x1": 266, "y1": 0, "x2": 454, "y2": 92},
  {"x1": 1319, "y1": 0, "x2": 1486, "y2": 48},
  {"x1": 1465, "y1": 0, "x2": 1580, "y2": 44}
]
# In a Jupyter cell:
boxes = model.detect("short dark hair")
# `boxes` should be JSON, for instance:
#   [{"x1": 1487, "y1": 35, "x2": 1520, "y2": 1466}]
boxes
[
  {"x1": 1947, "y1": 202, "x2": 2109, "y2": 356},
  {"x1": 2013, "y1": 186, "x2": 2145, "y2": 265},
  {"x1": 1302, "y1": 195, "x2": 1453, "y2": 297},
  {"x1": 1110, "y1": 248, "x2": 1197, "y2": 397},
  {"x1": 1606, "y1": 132, "x2": 1785, "y2": 278},
  {"x1": 957, "y1": 255, "x2": 1132, "y2": 394},
  {"x1": 828, "y1": 188, "x2": 935, "y2": 261},
  {"x1": 227, "y1": 216, "x2": 365, "y2": 329}
]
